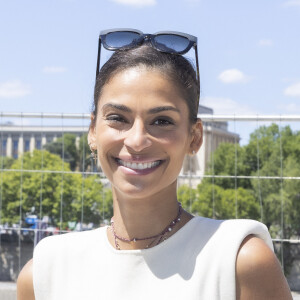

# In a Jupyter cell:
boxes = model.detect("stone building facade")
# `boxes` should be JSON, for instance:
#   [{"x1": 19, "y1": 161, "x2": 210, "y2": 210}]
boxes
[{"x1": 0, "y1": 125, "x2": 84, "y2": 159}]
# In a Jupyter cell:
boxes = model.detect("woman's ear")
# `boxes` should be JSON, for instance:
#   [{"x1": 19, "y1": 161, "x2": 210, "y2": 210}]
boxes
[
  {"x1": 189, "y1": 118, "x2": 203, "y2": 155},
  {"x1": 87, "y1": 114, "x2": 97, "y2": 150}
]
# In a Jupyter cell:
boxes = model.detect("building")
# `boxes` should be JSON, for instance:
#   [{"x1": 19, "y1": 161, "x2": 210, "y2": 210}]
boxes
[
  {"x1": 179, "y1": 105, "x2": 239, "y2": 186},
  {"x1": 0, "y1": 123, "x2": 85, "y2": 159}
]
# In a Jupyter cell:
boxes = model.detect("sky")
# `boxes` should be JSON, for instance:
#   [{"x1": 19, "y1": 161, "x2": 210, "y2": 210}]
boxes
[{"x1": 0, "y1": 0, "x2": 300, "y2": 143}]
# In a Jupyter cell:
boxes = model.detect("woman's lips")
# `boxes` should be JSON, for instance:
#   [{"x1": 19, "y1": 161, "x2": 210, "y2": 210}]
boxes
[
  {"x1": 115, "y1": 158, "x2": 163, "y2": 175},
  {"x1": 116, "y1": 158, "x2": 161, "y2": 169}
]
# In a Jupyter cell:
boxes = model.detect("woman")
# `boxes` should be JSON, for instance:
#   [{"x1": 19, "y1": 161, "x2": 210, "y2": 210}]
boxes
[{"x1": 17, "y1": 29, "x2": 292, "y2": 299}]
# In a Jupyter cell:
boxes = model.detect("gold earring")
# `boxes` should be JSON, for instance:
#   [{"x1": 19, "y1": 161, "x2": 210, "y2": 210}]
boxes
[
  {"x1": 89, "y1": 143, "x2": 97, "y2": 163},
  {"x1": 91, "y1": 149, "x2": 97, "y2": 162}
]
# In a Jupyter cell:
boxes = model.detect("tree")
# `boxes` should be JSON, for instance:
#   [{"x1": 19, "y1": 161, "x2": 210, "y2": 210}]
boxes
[
  {"x1": 0, "y1": 156, "x2": 15, "y2": 169},
  {"x1": 78, "y1": 133, "x2": 94, "y2": 172},
  {"x1": 177, "y1": 184, "x2": 196, "y2": 212},
  {"x1": 0, "y1": 150, "x2": 112, "y2": 227},
  {"x1": 282, "y1": 156, "x2": 300, "y2": 237},
  {"x1": 201, "y1": 123, "x2": 300, "y2": 239},
  {"x1": 44, "y1": 133, "x2": 94, "y2": 172},
  {"x1": 205, "y1": 143, "x2": 252, "y2": 190},
  {"x1": 71, "y1": 175, "x2": 113, "y2": 225},
  {"x1": 190, "y1": 183, "x2": 260, "y2": 220},
  {"x1": 44, "y1": 134, "x2": 79, "y2": 171}
]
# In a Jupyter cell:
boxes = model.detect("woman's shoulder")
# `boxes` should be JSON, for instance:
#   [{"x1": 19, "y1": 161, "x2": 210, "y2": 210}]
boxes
[
  {"x1": 192, "y1": 217, "x2": 292, "y2": 298},
  {"x1": 38, "y1": 226, "x2": 105, "y2": 244},
  {"x1": 236, "y1": 235, "x2": 292, "y2": 299},
  {"x1": 193, "y1": 216, "x2": 267, "y2": 228},
  {"x1": 188, "y1": 217, "x2": 274, "y2": 254},
  {"x1": 17, "y1": 259, "x2": 35, "y2": 300},
  {"x1": 198, "y1": 216, "x2": 267, "y2": 227},
  {"x1": 34, "y1": 227, "x2": 107, "y2": 259},
  {"x1": 193, "y1": 217, "x2": 270, "y2": 239}
]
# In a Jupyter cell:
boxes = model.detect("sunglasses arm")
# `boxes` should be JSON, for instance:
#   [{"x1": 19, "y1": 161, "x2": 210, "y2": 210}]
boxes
[
  {"x1": 193, "y1": 44, "x2": 200, "y2": 107},
  {"x1": 96, "y1": 37, "x2": 102, "y2": 78}
]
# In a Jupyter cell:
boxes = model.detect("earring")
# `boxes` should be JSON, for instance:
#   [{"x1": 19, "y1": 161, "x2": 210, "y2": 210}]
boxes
[
  {"x1": 191, "y1": 150, "x2": 196, "y2": 156},
  {"x1": 91, "y1": 149, "x2": 97, "y2": 163},
  {"x1": 89, "y1": 143, "x2": 97, "y2": 163}
]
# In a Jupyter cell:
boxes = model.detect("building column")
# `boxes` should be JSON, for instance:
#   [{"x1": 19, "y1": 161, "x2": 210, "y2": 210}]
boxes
[
  {"x1": 6, "y1": 135, "x2": 12, "y2": 157},
  {"x1": 42, "y1": 135, "x2": 47, "y2": 147},
  {"x1": 18, "y1": 136, "x2": 24, "y2": 157},
  {"x1": 30, "y1": 135, "x2": 35, "y2": 153},
  {"x1": 75, "y1": 136, "x2": 80, "y2": 150}
]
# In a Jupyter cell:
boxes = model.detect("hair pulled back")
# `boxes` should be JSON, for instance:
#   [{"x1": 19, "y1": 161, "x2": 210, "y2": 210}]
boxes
[{"x1": 92, "y1": 44, "x2": 199, "y2": 126}]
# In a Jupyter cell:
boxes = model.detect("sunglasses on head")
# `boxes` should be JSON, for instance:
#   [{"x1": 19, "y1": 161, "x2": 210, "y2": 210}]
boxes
[{"x1": 96, "y1": 28, "x2": 200, "y2": 105}]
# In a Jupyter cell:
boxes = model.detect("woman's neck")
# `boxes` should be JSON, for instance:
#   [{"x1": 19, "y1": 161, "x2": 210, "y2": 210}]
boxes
[{"x1": 107, "y1": 184, "x2": 193, "y2": 250}]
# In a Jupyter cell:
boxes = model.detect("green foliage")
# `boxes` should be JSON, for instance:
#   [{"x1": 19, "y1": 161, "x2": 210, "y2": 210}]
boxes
[
  {"x1": 195, "y1": 123, "x2": 300, "y2": 239},
  {"x1": 178, "y1": 184, "x2": 260, "y2": 221},
  {"x1": 191, "y1": 184, "x2": 260, "y2": 220},
  {"x1": 78, "y1": 133, "x2": 93, "y2": 171},
  {"x1": 72, "y1": 176, "x2": 113, "y2": 224},
  {"x1": 44, "y1": 134, "x2": 79, "y2": 170},
  {"x1": 44, "y1": 133, "x2": 92, "y2": 171},
  {"x1": 205, "y1": 143, "x2": 252, "y2": 189},
  {"x1": 177, "y1": 185, "x2": 196, "y2": 212},
  {"x1": 282, "y1": 156, "x2": 300, "y2": 237},
  {"x1": 0, "y1": 150, "x2": 112, "y2": 227},
  {"x1": 0, "y1": 156, "x2": 15, "y2": 169}
]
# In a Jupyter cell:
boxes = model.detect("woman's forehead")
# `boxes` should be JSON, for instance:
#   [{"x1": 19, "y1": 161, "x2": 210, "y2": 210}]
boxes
[{"x1": 98, "y1": 67, "x2": 189, "y2": 112}]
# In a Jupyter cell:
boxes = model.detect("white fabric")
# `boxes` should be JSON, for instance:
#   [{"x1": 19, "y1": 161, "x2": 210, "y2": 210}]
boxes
[{"x1": 33, "y1": 217, "x2": 273, "y2": 300}]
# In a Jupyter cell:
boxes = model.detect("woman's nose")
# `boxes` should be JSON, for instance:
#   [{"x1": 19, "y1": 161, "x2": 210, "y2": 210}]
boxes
[{"x1": 124, "y1": 119, "x2": 152, "y2": 152}]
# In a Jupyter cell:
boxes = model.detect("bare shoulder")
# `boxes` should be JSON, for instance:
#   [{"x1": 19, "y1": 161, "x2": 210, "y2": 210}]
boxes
[
  {"x1": 236, "y1": 235, "x2": 292, "y2": 300},
  {"x1": 17, "y1": 259, "x2": 35, "y2": 300}
]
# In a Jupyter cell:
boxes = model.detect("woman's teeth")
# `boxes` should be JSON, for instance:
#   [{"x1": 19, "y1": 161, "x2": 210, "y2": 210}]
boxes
[{"x1": 117, "y1": 159, "x2": 160, "y2": 170}]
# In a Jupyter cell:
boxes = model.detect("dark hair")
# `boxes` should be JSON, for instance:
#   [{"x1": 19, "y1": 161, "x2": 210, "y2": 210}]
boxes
[{"x1": 92, "y1": 44, "x2": 199, "y2": 126}]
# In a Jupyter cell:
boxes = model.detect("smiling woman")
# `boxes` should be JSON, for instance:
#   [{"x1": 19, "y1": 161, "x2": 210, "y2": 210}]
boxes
[
  {"x1": 17, "y1": 29, "x2": 292, "y2": 300},
  {"x1": 89, "y1": 66, "x2": 197, "y2": 199}
]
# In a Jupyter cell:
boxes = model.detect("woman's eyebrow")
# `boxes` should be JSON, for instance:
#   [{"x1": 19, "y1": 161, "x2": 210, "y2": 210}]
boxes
[
  {"x1": 148, "y1": 106, "x2": 180, "y2": 114},
  {"x1": 101, "y1": 103, "x2": 180, "y2": 114},
  {"x1": 102, "y1": 103, "x2": 132, "y2": 113}
]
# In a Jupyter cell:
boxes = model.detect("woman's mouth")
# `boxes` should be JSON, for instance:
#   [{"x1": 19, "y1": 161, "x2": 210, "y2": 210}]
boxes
[{"x1": 115, "y1": 158, "x2": 163, "y2": 174}]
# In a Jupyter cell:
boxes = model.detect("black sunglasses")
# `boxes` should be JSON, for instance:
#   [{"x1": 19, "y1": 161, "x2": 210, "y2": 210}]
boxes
[{"x1": 96, "y1": 28, "x2": 200, "y2": 104}]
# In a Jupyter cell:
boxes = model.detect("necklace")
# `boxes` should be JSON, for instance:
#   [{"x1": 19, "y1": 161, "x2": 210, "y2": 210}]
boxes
[{"x1": 110, "y1": 203, "x2": 182, "y2": 250}]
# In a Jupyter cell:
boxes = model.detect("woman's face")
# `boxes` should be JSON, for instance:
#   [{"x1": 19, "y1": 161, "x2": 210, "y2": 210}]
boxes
[{"x1": 89, "y1": 67, "x2": 202, "y2": 199}]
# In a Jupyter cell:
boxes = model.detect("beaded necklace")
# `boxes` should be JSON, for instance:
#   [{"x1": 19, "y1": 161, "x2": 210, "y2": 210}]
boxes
[{"x1": 110, "y1": 203, "x2": 182, "y2": 250}]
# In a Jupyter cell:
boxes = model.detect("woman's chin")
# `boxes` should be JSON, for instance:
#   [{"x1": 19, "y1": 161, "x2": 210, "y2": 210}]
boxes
[
  {"x1": 111, "y1": 176, "x2": 177, "y2": 201},
  {"x1": 112, "y1": 181, "x2": 155, "y2": 199}
]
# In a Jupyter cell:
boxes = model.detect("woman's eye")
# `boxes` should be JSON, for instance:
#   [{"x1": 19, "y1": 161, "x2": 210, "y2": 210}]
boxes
[
  {"x1": 153, "y1": 118, "x2": 174, "y2": 126},
  {"x1": 106, "y1": 115, "x2": 127, "y2": 123}
]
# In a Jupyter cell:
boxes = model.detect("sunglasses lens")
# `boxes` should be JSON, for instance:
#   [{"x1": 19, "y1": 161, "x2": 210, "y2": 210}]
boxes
[
  {"x1": 153, "y1": 34, "x2": 190, "y2": 53},
  {"x1": 104, "y1": 31, "x2": 141, "y2": 49}
]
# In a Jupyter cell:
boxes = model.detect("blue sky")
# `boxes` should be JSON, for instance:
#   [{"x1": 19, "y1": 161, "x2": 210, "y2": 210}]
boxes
[{"x1": 0, "y1": 0, "x2": 300, "y2": 142}]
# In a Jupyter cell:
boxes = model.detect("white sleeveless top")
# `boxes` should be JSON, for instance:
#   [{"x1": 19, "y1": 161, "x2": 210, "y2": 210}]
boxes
[{"x1": 33, "y1": 217, "x2": 273, "y2": 300}]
